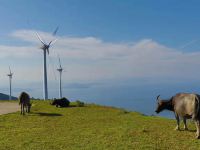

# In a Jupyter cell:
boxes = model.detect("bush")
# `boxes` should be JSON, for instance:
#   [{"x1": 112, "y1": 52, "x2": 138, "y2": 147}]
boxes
[{"x1": 75, "y1": 100, "x2": 84, "y2": 107}]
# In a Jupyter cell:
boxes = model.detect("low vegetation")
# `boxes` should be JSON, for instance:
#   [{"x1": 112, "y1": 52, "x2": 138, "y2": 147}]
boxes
[
  {"x1": 74, "y1": 100, "x2": 84, "y2": 107},
  {"x1": 0, "y1": 100, "x2": 200, "y2": 149}
]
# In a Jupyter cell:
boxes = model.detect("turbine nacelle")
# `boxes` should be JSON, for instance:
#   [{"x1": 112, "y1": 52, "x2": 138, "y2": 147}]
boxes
[
  {"x1": 40, "y1": 44, "x2": 50, "y2": 54},
  {"x1": 7, "y1": 67, "x2": 13, "y2": 78},
  {"x1": 57, "y1": 68, "x2": 63, "y2": 72},
  {"x1": 57, "y1": 57, "x2": 64, "y2": 72},
  {"x1": 7, "y1": 74, "x2": 13, "y2": 77},
  {"x1": 40, "y1": 44, "x2": 49, "y2": 50}
]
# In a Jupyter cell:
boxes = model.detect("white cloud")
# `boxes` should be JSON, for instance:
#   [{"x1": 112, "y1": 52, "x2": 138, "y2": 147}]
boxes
[{"x1": 1, "y1": 29, "x2": 200, "y2": 88}]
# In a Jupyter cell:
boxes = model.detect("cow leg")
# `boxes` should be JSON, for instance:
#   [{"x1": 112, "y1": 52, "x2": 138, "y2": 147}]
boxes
[
  {"x1": 183, "y1": 117, "x2": 188, "y2": 130},
  {"x1": 195, "y1": 120, "x2": 200, "y2": 139},
  {"x1": 174, "y1": 113, "x2": 180, "y2": 130},
  {"x1": 21, "y1": 104, "x2": 23, "y2": 115},
  {"x1": 27, "y1": 105, "x2": 30, "y2": 113},
  {"x1": 26, "y1": 105, "x2": 28, "y2": 113},
  {"x1": 22, "y1": 104, "x2": 25, "y2": 115}
]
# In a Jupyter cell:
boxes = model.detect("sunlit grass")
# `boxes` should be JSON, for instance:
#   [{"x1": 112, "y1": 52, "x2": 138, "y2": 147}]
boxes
[{"x1": 0, "y1": 100, "x2": 200, "y2": 150}]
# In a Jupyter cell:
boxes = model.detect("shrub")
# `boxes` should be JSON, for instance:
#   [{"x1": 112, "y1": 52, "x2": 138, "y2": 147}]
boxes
[{"x1": 75, "y1": 100, "x2": 84, "y2": 107}]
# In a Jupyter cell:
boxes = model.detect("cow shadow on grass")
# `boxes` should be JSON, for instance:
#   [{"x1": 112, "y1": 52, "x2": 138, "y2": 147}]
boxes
[
  {"x1": 178, "y1": 129, "x2": 196, "y2": 132},
  {"x1": 30, "y1": 112, "x2": 62, "y2": 117},
  {"x1": 53, "y1": 105, "x2": 83, "y2": 108},
  {"x1": 68, "y1": 105, "x2": 78, "y2": 108}
]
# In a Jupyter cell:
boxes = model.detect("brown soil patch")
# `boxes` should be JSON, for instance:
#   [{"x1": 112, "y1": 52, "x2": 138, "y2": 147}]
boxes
[{"x1": 0, "y1": 102, "x2": 20, "y2": 115}]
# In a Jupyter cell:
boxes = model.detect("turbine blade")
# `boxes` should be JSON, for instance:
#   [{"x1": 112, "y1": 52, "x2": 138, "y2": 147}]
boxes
[
  {"x1": 36, "y1": 32, "x2": 46, "y2": 45},
  {"x1": 49, "y1": 39, "x2": 57, "y2": 46},
  {"x1": 58, "y1": 57, "x2": 63, "y2": 70},
  {"x1": 9, "y1": 66, "x2": 11, "y2": 74},
  {"x1": 53, "y1": 26, "x2": 59, "y2": 36},
  {"x1": 59, "y1": 57, "x2": 61, "y2": 67},
  {"x1": 48, "y1": 40, "x2": 52, "y2": 46},
  {"x1": 47, "y1": 49, "x2": 49, "y2": 55}
]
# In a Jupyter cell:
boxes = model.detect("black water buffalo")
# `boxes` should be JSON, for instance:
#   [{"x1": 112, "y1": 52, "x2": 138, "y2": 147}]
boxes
[
  {"x1": 155, "y1": 93, "x2": 200, "y2": 139},
  {"x1": 51, "y1": 97, "x2": 70, "y2": 107},
  {"x1": 19, "y1": 92, "x2": 32, "y2": 115}
]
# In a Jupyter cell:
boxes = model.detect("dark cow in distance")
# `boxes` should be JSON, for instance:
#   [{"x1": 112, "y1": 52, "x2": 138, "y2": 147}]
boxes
[
  {"x1": 19, "y1": 92, "x2": 32, "y2": 115},
  {"x1": 51, "y1": 97, "x2": 70, "y2": 107},
  {"x1": 155, "y1": 93, "x2": 200, "y2": 139}
]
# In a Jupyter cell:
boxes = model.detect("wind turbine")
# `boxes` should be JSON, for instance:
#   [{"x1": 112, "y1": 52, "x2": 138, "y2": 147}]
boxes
[
  {"x1": 7, "y1": 67, "x2": 13, "y2": 100},
  {"x1": 57, "y1": 57, "x2": 63, "y2": 99},
  {"x1": 36, "y1": 27, "x2": 58, "y2": 100}
]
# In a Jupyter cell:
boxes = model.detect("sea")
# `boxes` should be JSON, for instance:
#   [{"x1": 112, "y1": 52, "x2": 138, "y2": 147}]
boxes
[{"x1": 66, "y1": 81, "x2": 200, "y2": 120}]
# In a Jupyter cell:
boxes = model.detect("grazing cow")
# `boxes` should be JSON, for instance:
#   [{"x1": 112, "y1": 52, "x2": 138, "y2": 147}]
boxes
[
  {"x1": 51, "y1": 97, "x2": 70, "y2": 107},
  {"x1": 155, "y1": 93, "x2": 200, "y2": 139},
  {"x1": 19, "y1": 92, "x2": 31, "y2": 115}
]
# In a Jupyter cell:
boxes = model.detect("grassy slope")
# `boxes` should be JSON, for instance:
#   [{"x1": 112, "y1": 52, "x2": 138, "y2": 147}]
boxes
[{"x1": 0, "y1": 101, "x2": 200, "y2": 150}]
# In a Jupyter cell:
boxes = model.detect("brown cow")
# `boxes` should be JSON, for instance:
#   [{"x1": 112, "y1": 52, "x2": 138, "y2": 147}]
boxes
[
  {"x1": 155, "y1": 93, "x2": 200, "y2": 139},
  {"x1": 19, "y1": 92, "x2": 31, "y2": 115}
]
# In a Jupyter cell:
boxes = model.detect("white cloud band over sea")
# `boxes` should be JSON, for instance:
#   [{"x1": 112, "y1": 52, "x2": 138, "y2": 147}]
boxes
[{"x1": 0, "y1": 29, "x2": 199, "y2": 101}]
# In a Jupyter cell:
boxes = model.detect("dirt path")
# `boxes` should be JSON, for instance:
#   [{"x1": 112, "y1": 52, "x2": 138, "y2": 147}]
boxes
[{"x1": 0, "y1": 102, "x2": 20, "y2": 115}]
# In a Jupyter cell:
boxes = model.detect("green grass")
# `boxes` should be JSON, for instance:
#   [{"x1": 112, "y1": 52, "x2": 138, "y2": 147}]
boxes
[{"x1": 0, "y1": 100, "x2": 200, "y2": 150}]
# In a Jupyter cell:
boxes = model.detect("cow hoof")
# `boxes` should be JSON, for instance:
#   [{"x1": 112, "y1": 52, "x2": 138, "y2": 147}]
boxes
[
  {"x1": 174, "y1": 127, "x2": 180, "y2": 131},
  {"x1": 184, "y1": 128, "x2": 188, "y2": 131}
]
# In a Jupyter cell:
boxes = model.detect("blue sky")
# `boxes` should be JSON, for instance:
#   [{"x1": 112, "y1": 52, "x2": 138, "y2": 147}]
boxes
[
  {"x1": 1, "y1": 0, "x2": 200, "y2": 45},
  {"x1": 0, "y1": 1, "x2": 200, "y2": 111}
]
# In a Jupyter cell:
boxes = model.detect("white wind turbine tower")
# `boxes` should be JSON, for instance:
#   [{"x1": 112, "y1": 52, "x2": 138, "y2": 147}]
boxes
[
  {"x1": 7, "y1": 67, "x2": 13, "y2": 100},
  {"x1": 57, "y1": 57, "x2": 63, "y2": 99},
  {"x1": 36, "y1": 27, "x2": 58, "y2": 100}
]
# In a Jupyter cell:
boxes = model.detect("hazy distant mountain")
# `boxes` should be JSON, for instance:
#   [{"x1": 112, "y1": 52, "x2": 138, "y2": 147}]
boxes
[{"x1": 0, "y1": 93, "x2": 17, "y2": 100}]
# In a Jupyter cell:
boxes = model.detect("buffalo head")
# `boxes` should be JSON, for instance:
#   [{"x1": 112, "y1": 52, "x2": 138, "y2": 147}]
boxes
[{"x1": 155, "y1": 95, "x2": 165, "y2": 113}]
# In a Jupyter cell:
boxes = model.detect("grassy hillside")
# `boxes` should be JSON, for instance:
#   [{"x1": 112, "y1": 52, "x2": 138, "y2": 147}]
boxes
[{"x1": 0, "y1": 101, "x2": 200, "y2": 150}]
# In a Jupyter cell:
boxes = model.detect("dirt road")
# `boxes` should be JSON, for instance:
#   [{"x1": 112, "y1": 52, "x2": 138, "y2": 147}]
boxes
[{"x1": 0, "y1": 102, "x2": 20, "y2": 115}]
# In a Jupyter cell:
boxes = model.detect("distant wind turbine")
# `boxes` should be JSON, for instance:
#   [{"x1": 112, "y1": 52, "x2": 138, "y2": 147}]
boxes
[
  {"x1": 7, "y1": 67, "x2": 13, "y2": 100},
  {"x1": 57, "y1": 57, "x2": 63, "y2": 99},
  {"x1": 36, "y1": 27, "x2": 58, "y2": 100}
]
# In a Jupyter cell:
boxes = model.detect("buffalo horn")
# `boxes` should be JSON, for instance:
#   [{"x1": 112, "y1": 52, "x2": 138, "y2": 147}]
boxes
[{"x1": 157, "y1": 95, "x2": 161, "y2": 102}]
